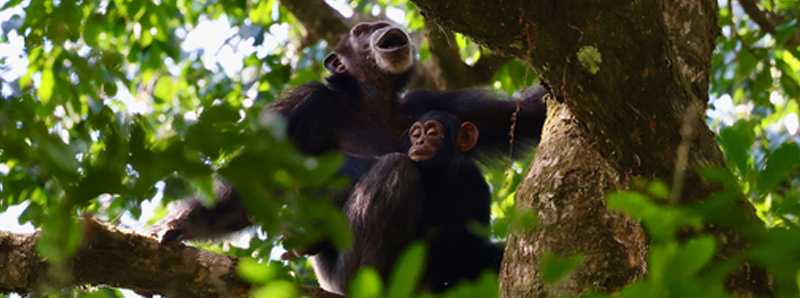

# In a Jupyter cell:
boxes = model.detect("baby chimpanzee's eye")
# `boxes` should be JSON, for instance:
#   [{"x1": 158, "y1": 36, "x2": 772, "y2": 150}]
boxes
[{"x1": 411, "y1": 128, "x2": 422, "y2": 138}]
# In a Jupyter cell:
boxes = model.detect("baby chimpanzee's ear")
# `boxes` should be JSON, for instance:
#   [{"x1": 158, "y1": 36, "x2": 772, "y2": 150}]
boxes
[
  {"x1": 456, "y1": 121, "x2": 479, "y2": 152},
  {"x1": 324, "y1": 53, "x2": 347, "y2": 74}
]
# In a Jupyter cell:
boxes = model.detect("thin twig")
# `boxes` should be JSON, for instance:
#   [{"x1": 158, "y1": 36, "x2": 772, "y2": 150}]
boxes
[{"x1": 670, "y1": 101, "x2": 702, "y2": 204}]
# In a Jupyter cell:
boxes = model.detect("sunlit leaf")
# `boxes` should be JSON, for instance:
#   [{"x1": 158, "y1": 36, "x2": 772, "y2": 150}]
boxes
[
  {"x1": 349, "y1": 268, "x2": 383, "y2": 298},
  {"x1": 718, "y1": 120, "x2": 755, "y2": 177},
  {"x1": 37, "y1": 68, "x2": 55, "y2": 104},
  {"x1": 252, "y1": 280, "x2": 298, "y2": 298},
  {"x1": 539, "y1": 252, "x2": 584, "y2": 284},
  {"x1": 757, "y1": 142, "x2": 800, "y2": 194},
  {"x1": 673, "y1": 236, "x2": 716, "y2": 277},
  {"x1": 387, "y1": 242, "x2": 426, "y2": 298},
  {"x1": 237, "y1": 258, "x2": 287, "y2": 285}
]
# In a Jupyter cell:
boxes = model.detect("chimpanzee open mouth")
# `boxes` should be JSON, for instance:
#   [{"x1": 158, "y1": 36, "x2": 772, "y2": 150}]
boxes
[{"x1": 376, "y1": 28, "x2": 409, "y2": 51}]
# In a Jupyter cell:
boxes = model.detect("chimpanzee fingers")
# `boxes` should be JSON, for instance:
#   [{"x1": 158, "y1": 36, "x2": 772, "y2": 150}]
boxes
[
  {"x1": 159, "y1": 228, "x2": 185, "y2": 243},
  {"x1": 280, "y1": 250, "x2": 303, "y2": 261}
]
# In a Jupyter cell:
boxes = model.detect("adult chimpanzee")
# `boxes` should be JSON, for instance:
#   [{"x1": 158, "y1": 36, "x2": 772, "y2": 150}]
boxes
[{"x1": 158, "y1": 21, "x2": 547, "y2": 294}]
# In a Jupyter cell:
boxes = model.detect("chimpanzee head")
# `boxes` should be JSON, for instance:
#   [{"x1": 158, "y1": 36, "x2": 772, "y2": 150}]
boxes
[
  {"x1": 408, "y1": 111, "x2": 479, "y2": 167},
  {"x1": 324, "y1": 21, "x2": 415, "y2": 86}
]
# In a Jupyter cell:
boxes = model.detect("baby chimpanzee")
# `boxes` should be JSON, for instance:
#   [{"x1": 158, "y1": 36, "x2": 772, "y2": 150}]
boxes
[
  {"x1": 308, "y1": 111, "x2": 501, "y2": 293},
  {"x1": 406, "y1": 111, "x2": 502, "y2": 291}
]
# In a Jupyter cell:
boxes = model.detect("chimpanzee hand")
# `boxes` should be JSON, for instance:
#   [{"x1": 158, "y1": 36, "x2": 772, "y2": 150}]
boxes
[
  {"x1": 152, "y1": 193, "x2": 251, "y2": 243},
  {"x1": 151, "y1": 204, "x2": 196, "y2": 243}
]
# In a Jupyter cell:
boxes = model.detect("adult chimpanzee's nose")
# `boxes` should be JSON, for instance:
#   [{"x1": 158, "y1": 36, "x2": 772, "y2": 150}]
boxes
[
  {"x1": 372, "y1": 21, "x2": 390, "y2": 30},
  {"x1": 351, "y1": 23, "x2": 371, "y2": 36}
]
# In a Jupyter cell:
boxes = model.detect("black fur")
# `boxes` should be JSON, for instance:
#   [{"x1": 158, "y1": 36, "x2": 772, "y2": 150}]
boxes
[
  {"x1": 157, "y1": 21, "x2": 546, "y2": 295},
  {"x1": 274, "y1": 73, "x2": 547, "y2": 158},
  {"x1": 411, "y1": 111, "x2": 502, "y2": 291},
  {"x1": 310, "y1": 111, "x2": 503, "y2": 293},
  {"x1": 311, "y1": 153, "x2": 423, "y2": 294}
]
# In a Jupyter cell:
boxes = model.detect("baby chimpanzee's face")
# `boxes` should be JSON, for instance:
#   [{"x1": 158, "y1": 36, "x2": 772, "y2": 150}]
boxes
[{"x1": 408, "y1": 119, "x2": 446, "y2": 162}]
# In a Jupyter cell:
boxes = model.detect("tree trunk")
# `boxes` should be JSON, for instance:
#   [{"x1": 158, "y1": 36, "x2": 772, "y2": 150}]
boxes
[{"x1": 410, "y1": 0, "x2": 769, "y2": 296}]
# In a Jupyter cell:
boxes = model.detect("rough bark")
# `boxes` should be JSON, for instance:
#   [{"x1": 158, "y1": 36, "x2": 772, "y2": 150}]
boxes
[
  {"x1": 504, "y1": 99, "x2": 648, "y2": 296},
  {"x1": 423, "y1": 19, "x2": 508, "y2": 89},
  {"x1": 279, "y1": 0, "x2": 353, "y2": 46},
  {"x1": 0, "y1": 218, "x2": 249, "y2": 297},
  {"x1": 0, "y1": 218, "x2": 343, "y2": 298},
  {"x1": 410, "y1": 0, "x2": 768, "y2": 297}
]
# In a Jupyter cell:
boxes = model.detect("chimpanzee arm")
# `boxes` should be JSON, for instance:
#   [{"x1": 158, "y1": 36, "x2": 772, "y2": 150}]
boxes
[
  {"x1": 157, "y1": 182, "x2": 251, "y2": 242},
  {"x1": 158, "y1": 157, "x2": 370, "y2": 244},
  {"x1": 402, "y1": 86, "x2": 547, "y2": 157},
  {"x1": 456, "y1": 158, "x2": 492, "y2": 226},
  {"x1": 272, "y1": 83, "x2": 349, "y2": 155}
]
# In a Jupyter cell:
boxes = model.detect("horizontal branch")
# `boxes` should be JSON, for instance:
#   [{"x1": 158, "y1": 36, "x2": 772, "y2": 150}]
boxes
[
  {"x1": 280, "y1": 0, "x2": 352, "y2": 46},
  {"x1": 425, "y1": 19, "x2": 509, "y2": 89},
  {"x1": 0, "y1": 218, "x2": 248, "y2": 297},
  {"x1": 0, "y1": 218, "x2": 341, "y2": 298}
]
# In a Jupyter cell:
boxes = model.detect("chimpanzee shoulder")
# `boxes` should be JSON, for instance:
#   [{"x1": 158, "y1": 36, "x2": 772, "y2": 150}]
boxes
[
  {"x1": 324, "y1": 72, "x2": 365, "y2": 100},
  {"x1": 272, "y1": 71, "x2": 364, "y2": 115},
  {"x1": 270, "y1": 75, "x2": 367, "y2": 155},
  {"x1": 400, "y1": 88, "x2": 508, "y2": 118}
]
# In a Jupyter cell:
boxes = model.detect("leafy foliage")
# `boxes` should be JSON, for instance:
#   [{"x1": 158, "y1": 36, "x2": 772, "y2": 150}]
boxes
[{"x1": 0, "y1": 0, "x2": 798, "y2": 297}]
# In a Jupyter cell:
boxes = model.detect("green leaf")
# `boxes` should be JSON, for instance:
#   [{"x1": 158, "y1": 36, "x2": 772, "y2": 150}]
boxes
[
  {"x1": 153, "y1": 76, "x2": 176, "y2": 102},
  {"x1": 796, "y1": 269, "x2": 800, "y2": 295},
  {"x1": 37, "y1": 210, "x2": 82, "y2": 263},
  {"x1": 237, "y1": 258, "x2": 285, "y2": 285},
  {"x1": 252, "y1": 280, "x2": 298, "y2": 298},
  {"x1": 607, "y1": 191, "x2": 701, "y2": 242},
  {"x1": 435, "y1": 272, "x2": 499, "y2": 298},
  {"x1": 717, "y1": 120, "x2": 755, "y2": 177},
  {"x1": 249, "y1": 0, "x2": 275, "y2": 25},
  {"x1": 647, "y1": 181, "x2": 670, "y2": 199},
  {"x1": 1, "y1": 0, "x2": 22, "y2": 10},
  {"x1": 777, "y1": 51, "x2": 800, "y2": 97},
  {"x1": 775, "y1": 18, "x2": 799, "y2": 46},
  {"x1": 735, "y1": 48, "x2": 758, "y2": 82},
  {"x1": 38, "y1": 68, "x2": 55, "y2": 104},
  {"x1": 510, "y1": 207, "x2": 538, "y2": 234},
  {"x1": 539, "y1": 252, "x2": 584, "y2": 284},
  {"x1": 673, "y1": 236, "x2": 716, "y2": 277},
  {"x1": 617, "y1": 282, "x2": 657, "y2": 298},
  {"x1": 757, "y1": 143, "x2": 800, "y2": 194},
  {"x1": 387, "y1": 242, "x2": 426, "y2": 298},
  {"x1": 349, "y1": 268, "x2": 383, "y2": 298}
]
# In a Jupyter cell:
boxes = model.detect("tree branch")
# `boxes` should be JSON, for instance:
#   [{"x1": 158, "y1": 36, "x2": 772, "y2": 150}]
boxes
[
  {"x1": 0, "y1": 218, "x2": 248, "y2": 297},
  {"x1": 411, "y1": 0, "x2": 768, "y2": 296},
  {"x1": 737, "y1": 0, "x2": 800, "y2": 46},
  {"x1": 424, "y1": 19, "x2": 509, "y2": 89},
  {"x1": 738, "y1": 0, "x2": 777, "y2": 32},
  {"x1": 280, "y1": 0, "x2": 353, "y2": 46},
  {"x1": 0, "y1": 218, "x2": 341, "y2": 298}
]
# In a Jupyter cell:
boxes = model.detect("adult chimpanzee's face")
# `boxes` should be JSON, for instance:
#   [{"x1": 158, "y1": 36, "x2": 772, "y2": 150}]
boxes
[
  {"x1": 325, "y1": 21, "x2": 414, "y2": 77},
  {"x1": 408, "y1": 119, "x2": 446, "y2": 161}
]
